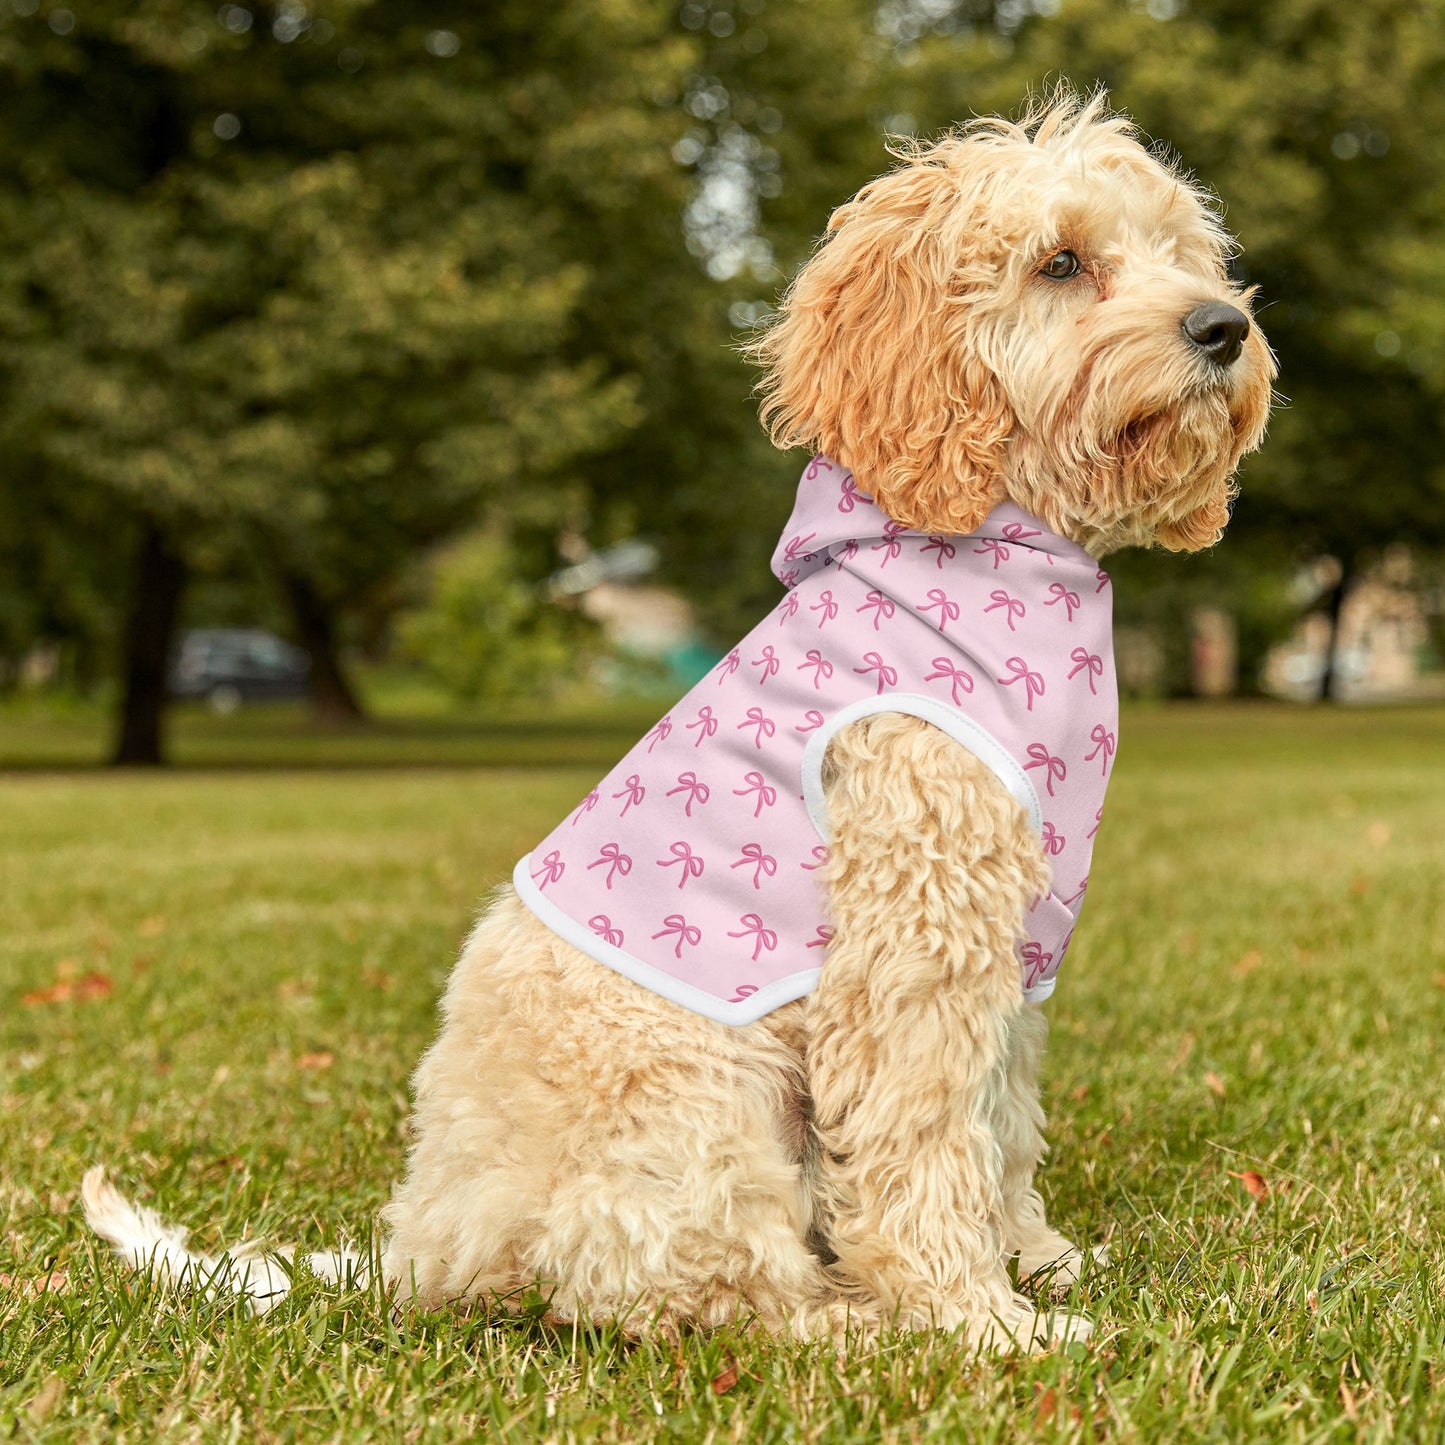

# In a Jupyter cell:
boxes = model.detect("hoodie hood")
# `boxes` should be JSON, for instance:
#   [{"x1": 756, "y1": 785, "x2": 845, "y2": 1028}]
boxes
[{"x1": 770, "y1": 454, "x2": 1096, "y2": 589}]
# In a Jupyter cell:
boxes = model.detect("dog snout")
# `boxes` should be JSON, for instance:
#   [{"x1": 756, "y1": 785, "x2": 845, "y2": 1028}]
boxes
[{"x1": 1181, "y1": 301, "x2": 1250, "y2": 367}]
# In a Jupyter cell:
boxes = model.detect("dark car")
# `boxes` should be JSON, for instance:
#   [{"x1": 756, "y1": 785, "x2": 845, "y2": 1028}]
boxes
[{"x1": 170, "y1": 629, "x2": 311, "y2": 712}]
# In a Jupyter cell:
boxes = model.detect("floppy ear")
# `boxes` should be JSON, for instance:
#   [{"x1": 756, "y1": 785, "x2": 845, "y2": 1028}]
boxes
[{"x1": 749, "y1": 150, "x2": 1013, "y2": 535}]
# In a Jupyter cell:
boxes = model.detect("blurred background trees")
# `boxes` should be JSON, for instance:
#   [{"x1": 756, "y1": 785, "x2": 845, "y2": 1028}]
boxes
[{"x1": 1, "y1": 0, "x2": 1441, "y2": 762}]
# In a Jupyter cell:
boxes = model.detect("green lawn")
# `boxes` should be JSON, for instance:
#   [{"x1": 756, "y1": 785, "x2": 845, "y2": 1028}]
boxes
[{"x1": 2, "y1": 702, "x2": 1443, "y2": 1442}]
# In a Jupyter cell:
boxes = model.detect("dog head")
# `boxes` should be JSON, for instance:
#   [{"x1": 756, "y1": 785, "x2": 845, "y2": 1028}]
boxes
[{"x1": 751, "y1": 90, "x2": 1275, "y2": 555}]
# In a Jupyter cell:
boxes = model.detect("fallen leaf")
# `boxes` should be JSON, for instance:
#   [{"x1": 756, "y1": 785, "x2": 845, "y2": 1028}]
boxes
[
  {"x1": 1204, "y1": 1070, "x2": 1227, "y2": 1098},
  {"x1": 0, "y1": 1268, "x2": 70, "y2": 1299},
  {"x1": 1034, "y1": 1386, "x2": 1058, "y2": 1425},
  {"x1": 1070, "y1": 1083, "x2": 1090, "y2": 1103},
  {"x1": 1228, "y1": 1169, "x2": 1268, "y2": 1201},
  {"x1": 21, "y1": 972, "x2": 113, "y2": 1007},
  {"x1": 1232, "y1": 950, "x2": 1263, "y2": 977},
  {"x1": 295, "y1": 1051, "x2": 334, "y2": 1071},
  {"x1": 711, "y1": 1357, "x2": 740, "y2": 1396}
]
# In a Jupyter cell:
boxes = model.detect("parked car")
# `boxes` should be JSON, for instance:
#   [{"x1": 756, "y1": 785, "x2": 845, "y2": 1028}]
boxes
[{"x1": 170, "y1": 629, "x2": 310, "y2": 712}]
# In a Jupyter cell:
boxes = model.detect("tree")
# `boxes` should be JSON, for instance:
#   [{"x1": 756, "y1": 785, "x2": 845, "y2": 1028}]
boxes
[{"x1": 0, "y1": 1, "x2": 697, "y2": 759}]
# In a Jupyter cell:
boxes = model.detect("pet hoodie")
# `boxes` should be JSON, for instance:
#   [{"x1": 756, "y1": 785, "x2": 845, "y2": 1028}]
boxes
[{"x1": 514, "y1": 455, "x2": 1119, "y2": 1026}]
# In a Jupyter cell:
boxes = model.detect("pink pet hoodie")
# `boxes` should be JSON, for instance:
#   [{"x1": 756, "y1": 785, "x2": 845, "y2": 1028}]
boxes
[{"x1": 514, "y1": 455, "x2": 1119, "y2": 1025}]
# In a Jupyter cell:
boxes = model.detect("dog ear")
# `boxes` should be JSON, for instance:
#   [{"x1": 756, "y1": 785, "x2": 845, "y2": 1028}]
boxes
[{"x1": 750, "y1": 155, "x2": 1013, "y2": 535}]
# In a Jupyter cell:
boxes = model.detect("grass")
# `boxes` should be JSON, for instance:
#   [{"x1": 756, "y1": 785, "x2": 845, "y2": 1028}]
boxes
[{"x1": 2, "y1": 700, "x2": 1443, "y2": 1442}]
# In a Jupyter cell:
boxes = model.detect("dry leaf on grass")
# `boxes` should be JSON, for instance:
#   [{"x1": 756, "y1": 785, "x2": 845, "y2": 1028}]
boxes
[
  {"x1": 1034, "y1": 1386, "x2": 1058, "y2": 1425},
  {"x1": 1232, "y1": 950, "x2": 1263, "y2": 977},
  {"x1": 710, "y1": 1357, "x2": 740, "y2": 1396},
  {"x1": 1228, "y1": 1169, "x2": 1269, "y2": 1201},
  {"x1": 21, "y1": 972, "x2": 114, "y2": 1006},
  {"x1": 0, "y1": 1268, "x2": 70, "y2": 1299},
  {"x1": 295, "y1": 1051, "x2": 334, "y2": 1071},
  {"x1": 1204, "y1": 1070, "x2": 1227, "y2": 1098}
]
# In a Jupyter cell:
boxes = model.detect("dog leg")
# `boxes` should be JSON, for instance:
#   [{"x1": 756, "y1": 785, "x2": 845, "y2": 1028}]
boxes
[
  {"x1": 994, "y1": 1005, "x2": 1095, "y2": 1291},
  {"x1": 383, "y1": 892, "x2": 833, "y2": 1338},
  {"x1": 806, "y1": 713, "x2": 1090, "y2": 1350}
]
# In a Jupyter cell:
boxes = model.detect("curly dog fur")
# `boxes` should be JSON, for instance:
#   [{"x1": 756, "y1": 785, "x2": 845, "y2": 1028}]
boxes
[{"x1": 85, "y1": 89, "x2": 1274, "y2": 1351}]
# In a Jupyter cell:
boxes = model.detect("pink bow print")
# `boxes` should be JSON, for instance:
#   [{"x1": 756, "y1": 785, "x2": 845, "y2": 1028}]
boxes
[
  {"x1": 796, "y1": 710, "x2": 825, "y2": 733},
  {"x1": 1068, "y1": 648, "x2": 1103, "y2": 695},
  {"x1": 838, "y1": 539, "x2": 860, "y2": 563},
  {"x1": 588, "y1": 914, "x2": 624, "y2": 947},
  {"x1": 1040, "y1": 821, "x2": 1065, "y2": 856},
  {"x1": 919, "y1": 588, "x2": 960, "y2": 631},
  {"x1": 872, "y1": 522, "x2": 904, "y2": 566},
  {"x1": 998, "y1": 657, "x2": 1045, "y2": 710},
  {"x1": 652, "y1": 914, "x2": 701, "y2": 958},
  {"x1": 737, "y1": 706, "x2": 776, "y2": 749},
  {"x1": 715, "y1": 649, "x2": 741, "y2": 683},
  {"x1": 1061, "y1": 877, "x2": 1088, "y2": 906},
  {"x1": 1085, "y1": 725, "x2": 1116, "y2": 774},
  {"x1": 838, "y1": 475, "x2": 859, "y2": 512},
  {"x1": 666, "y1": 771, "x2": 710, "y2": 816},
  {"x1": 644, "y1": 715, "x2": 673, "y2": 753},
  {"x1": 571, "y1": 789, "x2": 600, "y2": 826},
  {"x1": 1095, "y1": 569, "x2": 1110, "y2": 594},
  {"x1": 984, "y1": 588, "x2": 1025, "y2": 631},
  {"x1": 805, "y1": 924, "x2": 835, "y2": 950},
  {"x1": 777, "y1": 592, "x2": 800, "y2": 624},
  {"x1": 811, "y1": 590, "x2": 839, "y2": 628},
  {"x1": 731, "y1": 842, "x2": 778, "y2": 889},
  {"x1": 658, "y1": 840, "x2": 704, "y2": 889},
  {"x1": 686, "y1": 706, "x2": 719, "y2": 745},
  {"x1": 729, "y1": 983, "x2": 758, "y2": 1002},
  {"x1": 587, "y1": 842, "x2": 633, "y2": 889},
  {"x1": 734, "y1": 770, "x2": 778, "y2": 816},
  {"x1": 798, "y1": 649, "x2": 833, "y2": 688},
  {"x1": 975, "y1": 538, "x2": 1010, "y2": 568},
  {"x1": 924, "y1": 657, "x2": 974, "y2": 705},
  {"x1": 728, "y1": 912, "x2": 778, "y2": 961},
  {"x1": 1087, "y1": 807, "x2": 1102, "y2": 840},
  {"x1": 801, "y1": 844, "x2": 830, "y2": 871},
  {"x1": 1001, "y1": 522, "x2": 1041, "y2": 543},
  {"x1": 1021, "y1": 941, "x2": 1054, "y2": 988},
  {"x1": 613, "y1": 774, "x2": 646, "y2": 815},
  {"x1": 782, "y1": 531, "x2": 816, "y2": 562},
  {"x1": 805, "y1": 454, "x2": 833, "y2": 480},
  {"x1": 857, "y1": 589, "x2": 895, "y2": 629},
  {"x1": 752, "y1": 646, "x2": 781, "y2": 683},
  {"x1": 854, "y1": 651, "x2": 898, "y2": 695},
  {"x1": 531, "y1": 850, "x2": 565, "y2": 888},
  {"x1": 922, "y1": 535, "x2": 956, "y2": 567},
  {"x1": 1024, "y1": 742, "x2": 1067, "y2": 796},
  {"x1": 1045, "y1": 582, "x2": 1081, "y2": 621}
]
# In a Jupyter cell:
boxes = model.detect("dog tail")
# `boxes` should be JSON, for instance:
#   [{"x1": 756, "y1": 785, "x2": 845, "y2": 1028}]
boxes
[{"x1": 81, "y1": 1165, "x2": 368, "y2": 1315}]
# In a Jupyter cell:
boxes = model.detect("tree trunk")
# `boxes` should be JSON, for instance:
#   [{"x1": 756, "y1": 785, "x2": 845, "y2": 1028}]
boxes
[
  {"x1": 1317, "y1": 555, "x2": 1354, "y2": 703},
  {"x1": 112, "y1": 524, "x2": 187, "y2": 766},
  {"x1": 281, "y1": 571, "x2": 366, "y2": 725}
]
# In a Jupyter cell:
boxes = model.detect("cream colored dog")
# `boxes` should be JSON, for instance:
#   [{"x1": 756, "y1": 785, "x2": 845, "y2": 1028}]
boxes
[{"x1": 85, "y1": 92, "x2": 1273, "y2": 1351}]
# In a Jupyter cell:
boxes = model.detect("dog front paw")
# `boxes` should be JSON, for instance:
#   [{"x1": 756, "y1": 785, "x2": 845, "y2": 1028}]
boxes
[
  {"x1": 1017, "y1": 1240, "x2": 1110, "y2": 1293},
  {"x1": 971, "y1": 1294, "x2": 1093, "y2": 1353}
]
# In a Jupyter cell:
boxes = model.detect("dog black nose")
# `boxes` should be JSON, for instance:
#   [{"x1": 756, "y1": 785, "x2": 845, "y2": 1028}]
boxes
[{"x1": 1182, "y1": 302, "x2": 1250, "y2": 367}]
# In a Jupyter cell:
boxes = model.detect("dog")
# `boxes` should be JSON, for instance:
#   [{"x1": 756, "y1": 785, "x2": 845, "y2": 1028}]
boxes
[{"x1": 85, "y1": 90, "x2": 1273, "y2": 1351}]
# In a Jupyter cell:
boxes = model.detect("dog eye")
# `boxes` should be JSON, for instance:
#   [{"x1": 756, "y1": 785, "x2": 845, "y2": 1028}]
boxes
[{"x1": 1040, "y1": 250, "x2": 1081, "y2": 280}]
